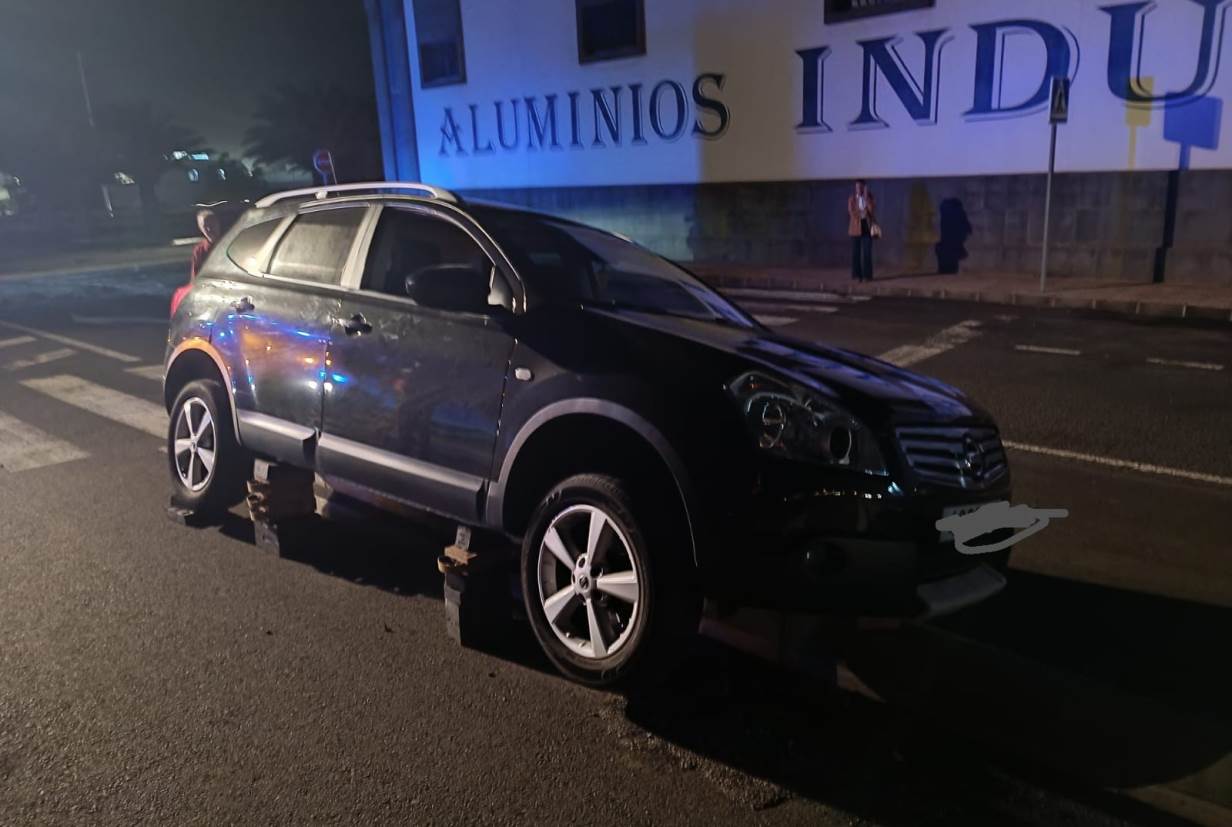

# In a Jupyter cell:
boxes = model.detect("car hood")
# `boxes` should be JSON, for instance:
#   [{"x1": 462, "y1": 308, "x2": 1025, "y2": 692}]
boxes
[{"x1": 590, "y1": 308, "x2": 991, "y2": 425}]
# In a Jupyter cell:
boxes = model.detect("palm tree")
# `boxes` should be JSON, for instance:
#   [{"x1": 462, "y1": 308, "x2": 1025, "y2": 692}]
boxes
[
  {"x1": 96, "y1": 102, "x2": 204, "y2": 218},
  {"x1": 244, "y1": 85, "x2": 382, "y2": 183}
]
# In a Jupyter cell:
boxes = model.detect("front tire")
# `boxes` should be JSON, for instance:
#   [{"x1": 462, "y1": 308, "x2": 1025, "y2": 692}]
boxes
[
  {"x1": 521, "y1": 473, "x2": 696, "y2": 686},
  {"x1": 168, "y1": 379, "x2": 248, "y2": 515}
]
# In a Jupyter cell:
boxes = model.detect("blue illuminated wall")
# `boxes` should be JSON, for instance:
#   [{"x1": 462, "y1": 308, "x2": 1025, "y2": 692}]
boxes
[{"x1": 367, "y1": 0, "x2": 1232, "y2": 284}]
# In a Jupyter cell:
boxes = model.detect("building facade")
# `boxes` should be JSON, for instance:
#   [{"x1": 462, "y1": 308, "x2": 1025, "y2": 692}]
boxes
[{"x1": 366, "y1": 0, "x2": 1232, "y2": 283}]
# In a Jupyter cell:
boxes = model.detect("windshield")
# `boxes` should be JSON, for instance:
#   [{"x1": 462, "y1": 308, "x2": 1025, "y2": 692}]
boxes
[{"x1": 475, "y1": 209, "x2": 755, "y2": 327}]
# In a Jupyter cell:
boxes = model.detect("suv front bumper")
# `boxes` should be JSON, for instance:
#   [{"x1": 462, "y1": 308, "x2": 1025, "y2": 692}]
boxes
[{"x1": 699, "y1": 465, "x2": 1013, "y2": 618}]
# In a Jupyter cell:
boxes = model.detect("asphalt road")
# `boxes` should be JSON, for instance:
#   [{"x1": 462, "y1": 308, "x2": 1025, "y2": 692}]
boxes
[{"x1": 0, "y1": 266, "x2": 1228, "y2": 825}]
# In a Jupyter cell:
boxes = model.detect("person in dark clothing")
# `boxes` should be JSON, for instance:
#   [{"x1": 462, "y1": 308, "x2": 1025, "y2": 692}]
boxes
[
  {"x1": 935, "y1": 197, "x2": 973, "y2": 274},
  {"x1": 847, "y1": 180, "x2": 877, "y2": 282}
]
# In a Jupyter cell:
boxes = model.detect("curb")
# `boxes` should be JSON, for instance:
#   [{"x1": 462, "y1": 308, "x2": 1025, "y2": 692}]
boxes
[{"x1": 706, "y1": 277, "x2": 1232, "y2": 325}]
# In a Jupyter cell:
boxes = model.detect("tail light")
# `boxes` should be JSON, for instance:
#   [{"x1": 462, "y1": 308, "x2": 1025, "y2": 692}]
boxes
[{"x1": 170, "y1": 283, "x2": 191, "y2": 317}]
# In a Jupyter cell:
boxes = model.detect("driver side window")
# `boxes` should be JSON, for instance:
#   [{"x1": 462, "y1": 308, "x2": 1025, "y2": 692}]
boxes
[{"x1": 362, "y1": 208, "x2": 493, "y2": 306}]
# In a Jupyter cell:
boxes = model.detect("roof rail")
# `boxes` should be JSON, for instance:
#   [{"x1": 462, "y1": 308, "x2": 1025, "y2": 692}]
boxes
[{"x1": 254, "y1": 181, "x2": 459, "y2": 209}]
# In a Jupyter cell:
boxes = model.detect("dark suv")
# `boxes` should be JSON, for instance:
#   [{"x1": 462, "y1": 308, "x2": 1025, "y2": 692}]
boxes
[{"x1": 164, "y1": 182, "x2": 1011, "y2": 685}]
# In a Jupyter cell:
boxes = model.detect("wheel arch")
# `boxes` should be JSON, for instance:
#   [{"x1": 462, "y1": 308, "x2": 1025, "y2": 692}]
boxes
[
  {"x1": 488, "y1": 400, "x2": 700, "y2": 568},
  {"x1": 163, "y1": 340, "x2": 241, "y2": 443}
]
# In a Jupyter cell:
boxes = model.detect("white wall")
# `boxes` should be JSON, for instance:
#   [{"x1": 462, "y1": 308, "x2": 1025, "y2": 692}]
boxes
[{"x1": 403, "y1": 0, "x2": 1232, "y2": 189}]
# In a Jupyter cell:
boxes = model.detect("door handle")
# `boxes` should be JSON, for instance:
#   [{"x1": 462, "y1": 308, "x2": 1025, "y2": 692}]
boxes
[
  {"x1": 231, "y1": 296, "x2": 254, "y2": 313},
  {"x1": 342, "y1": 313, "x2": 372, "y2": 336}
]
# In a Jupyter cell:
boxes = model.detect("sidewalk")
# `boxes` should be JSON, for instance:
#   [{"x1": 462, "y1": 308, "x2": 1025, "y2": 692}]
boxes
[
  {"x1": 0, "y1": 243, "x2": 191, "y2": 282},
  {"x1": 692, "y1": 264, "x2": 1232, "y2": 323}
]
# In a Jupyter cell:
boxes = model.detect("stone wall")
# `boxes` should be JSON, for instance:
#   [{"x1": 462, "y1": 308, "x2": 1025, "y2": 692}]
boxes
[{"x1": 463, "y1": 169, "x2": 1232, "y2": 285}]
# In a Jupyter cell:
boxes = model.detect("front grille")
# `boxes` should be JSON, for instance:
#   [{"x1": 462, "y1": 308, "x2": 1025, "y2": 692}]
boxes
[{"x1": 895, "y1": 426, "x2": 1008, "y2": 490}]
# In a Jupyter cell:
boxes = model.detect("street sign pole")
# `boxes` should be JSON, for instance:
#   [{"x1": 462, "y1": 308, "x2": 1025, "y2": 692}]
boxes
[
  {"x1": 1040, "y1": 76, "x2": 1069, "y2": 293},
  {"x1": 76, "y1": 51, "x2": 114, "y2": 219},
  {"x1": 1040, "y1": 121, "x2": 1057, "y2": 293}
]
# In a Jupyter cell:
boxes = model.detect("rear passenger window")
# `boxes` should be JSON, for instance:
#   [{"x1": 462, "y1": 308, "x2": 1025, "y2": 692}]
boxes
[
  {"x1": 269, "y1": 208, "x2": 365, "y2": 285},
  {"x1": 227, "y1": 219, "x2": 281, "y2": 272}
]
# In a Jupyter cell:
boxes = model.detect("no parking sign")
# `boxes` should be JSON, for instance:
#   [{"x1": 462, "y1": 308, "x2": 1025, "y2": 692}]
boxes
[{"x1": 312, "y1": 149, "x2": 336, "y2": 185}]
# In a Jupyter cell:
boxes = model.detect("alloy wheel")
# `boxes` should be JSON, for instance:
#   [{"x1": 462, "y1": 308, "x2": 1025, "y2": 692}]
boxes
[
  {"x1": 537, "y1": 504, "x2": 643, "y2": 660},
  {"x1": 173, "y1": 397, "x2": 216, "y2": 492}
]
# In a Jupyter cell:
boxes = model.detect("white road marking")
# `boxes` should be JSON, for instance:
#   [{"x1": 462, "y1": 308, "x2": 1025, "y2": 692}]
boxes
[
  {"x1": 0, "y1": 336, "x2": 36, "y2": 349},
  {"x1": 21, "y1": 375, "x2": 166, "y2": 438},
  {"x1": 754, "y1": 314, "x2": 799, "y2": 327},
  {"x1": 4, "y1": 348, "x2": 76, "y2": 371},
  {"x1": 0, "y1": 410, "x2": 89, "y2": 472},
  {"x1": 126, "y1": 364, "x2": 166, "y2": 381},
  {"x1": 1004, "y1": 441, "x2": 1232, "y2": 488},
  {"x1": 71, "y1": 314, "x2": 169, "y2": 326},
  {"x1": 0, "y1": 320, "x2": 140, "y2": 363},
  {"x1": 1014, "y1": 345, "x2": 1082, "y2": 356},
  {"x1": 1145, "y1": 357, "x2": 1224, "y2": 372},
  {"x1": 878, "y1": 320, "x2": 982, "y2": 367}
]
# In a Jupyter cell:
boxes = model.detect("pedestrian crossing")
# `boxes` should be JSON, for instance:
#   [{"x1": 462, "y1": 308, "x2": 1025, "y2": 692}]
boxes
[
  {"x1": 0, "y1": 411, "x2": 90, "y2": 472},
  {"x1": 0, "y1": 373, "x2": 168, "y2": 473},
  {"x1": 0, "y1": 335, "x2": 36, "y2": 349},
  {"x1": 21, "y1": 375, "x2": 167, "y2": 438},
  {"x1": 126, "y1": 364, "x2": 166, "y2": 381},
  {"x1": 3, "y1": 347, "x2": 77, "y2": 372},
  {"x1": 0, "y1": 322, "x2": 170, "y2": 472},
  {"x1": 0, "y1": 320, "x2": 140, "y2": 363}
]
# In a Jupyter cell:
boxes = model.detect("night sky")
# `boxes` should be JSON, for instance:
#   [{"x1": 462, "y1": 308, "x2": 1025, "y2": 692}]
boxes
[{"x1": 0, "y1": 0, "x2": 376, "y2": 162}]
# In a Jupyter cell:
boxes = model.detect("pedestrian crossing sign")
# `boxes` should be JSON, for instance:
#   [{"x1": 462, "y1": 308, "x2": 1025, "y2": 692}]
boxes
[{"x1": 1050, "y1": 77, "x2": 1070, "y2": 124}]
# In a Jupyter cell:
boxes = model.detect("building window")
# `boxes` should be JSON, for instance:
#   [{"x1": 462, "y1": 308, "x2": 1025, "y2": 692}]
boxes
[
  {"x1": 576, "y1": 0, "x2": 645, "y2": 64},
  {"x1": 412, "y1": 0, "x2": 466, "y2": 87},
  {"x1": 824, "y1": 0, "x2": 935, "y2": 24}
]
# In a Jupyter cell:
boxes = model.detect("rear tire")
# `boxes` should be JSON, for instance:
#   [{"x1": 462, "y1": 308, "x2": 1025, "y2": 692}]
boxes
[
  {"x1": 520, "y1": 473, "x2": 698, "y2": 687},
  {"x1": 168, "y1": 379, "x2": 249, "y2": 515}
]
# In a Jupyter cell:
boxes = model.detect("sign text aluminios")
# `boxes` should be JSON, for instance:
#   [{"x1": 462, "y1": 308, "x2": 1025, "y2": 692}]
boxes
[{"x1": 437, "y1": 74, "x2": 730, "y2": 157}]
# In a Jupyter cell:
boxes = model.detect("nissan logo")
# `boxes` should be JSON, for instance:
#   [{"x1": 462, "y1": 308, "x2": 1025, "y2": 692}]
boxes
[{"x1": 961, "y1": 435, "x2": 985, "y2": 477}]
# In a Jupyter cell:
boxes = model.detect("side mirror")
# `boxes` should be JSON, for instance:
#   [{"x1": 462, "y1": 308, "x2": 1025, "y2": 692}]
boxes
[{"x1": 404, "y1": 264, "x2": 491, "y2": 313}]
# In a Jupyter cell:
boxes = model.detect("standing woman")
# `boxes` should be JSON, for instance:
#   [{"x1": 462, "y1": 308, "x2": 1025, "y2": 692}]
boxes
[{"x1": 848, "y1": 179, "x2": 877, "y2": 282}]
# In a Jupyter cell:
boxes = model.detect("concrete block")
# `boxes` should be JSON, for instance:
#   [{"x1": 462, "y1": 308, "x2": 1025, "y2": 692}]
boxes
[
  {"x1": 252, "y1": 516, "x2": 318, "y2": 557},
  {"x1": 1136, "y1": 301, "x2": 1186, "y2": 319},
  {"x1": 1095, "y1": 299, "x2": 1140, "y2": 315},
  {"x1": 1013, "y1": 293, "x2": 1052, "y2": 308},
  {"x1": 1053, "y1": 295, "x2": 1094, "y2": 310},
  {"x1": 1185, "y1": 305, "x2": 1232, "y2": 322},
  {"x1": 442, "y1": 566, "x2": 511, "y2": 649},
  {"x1": 166, "y1": 500, "x2": 214, "y2": 528}
]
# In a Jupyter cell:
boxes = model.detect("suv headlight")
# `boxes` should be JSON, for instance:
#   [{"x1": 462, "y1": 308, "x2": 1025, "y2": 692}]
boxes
[{"x1": 726, "y1": 371, "x2": 887, "y2": 475}]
